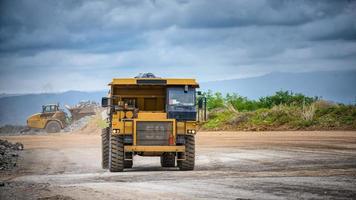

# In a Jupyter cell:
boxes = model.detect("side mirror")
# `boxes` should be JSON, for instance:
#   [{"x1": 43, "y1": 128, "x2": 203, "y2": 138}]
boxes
[
  {"x1": 197, "y1": 91, "x2": 202, "y2": 95},
  {"x1": 198, "y1": 98, "x2": 203, "y2": 109},
  {"x1": 101, "y1": 97, "x2": 109, "y2": 108}
]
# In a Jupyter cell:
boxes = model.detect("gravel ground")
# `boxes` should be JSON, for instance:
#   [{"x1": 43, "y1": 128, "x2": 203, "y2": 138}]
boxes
[
  {"x1": 0, "y1": 131, "x2": 355, "y2": 199},
  {"x1": 0, "y1": 139, "x2": 24, "y2": 171}
]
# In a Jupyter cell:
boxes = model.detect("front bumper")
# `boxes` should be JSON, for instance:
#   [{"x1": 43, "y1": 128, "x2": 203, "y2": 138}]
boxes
[{"x1": 124, "y1": 145, "x2": 185, "y2": 152}]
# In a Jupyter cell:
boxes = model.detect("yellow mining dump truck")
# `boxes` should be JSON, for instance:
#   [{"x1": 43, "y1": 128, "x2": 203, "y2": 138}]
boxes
[
  {"x1": 26, "y1": 104, "x2": 68, "y2": 133},
  {"x1": 101, "y1": 73, "x2": 206, "y2": 172}
]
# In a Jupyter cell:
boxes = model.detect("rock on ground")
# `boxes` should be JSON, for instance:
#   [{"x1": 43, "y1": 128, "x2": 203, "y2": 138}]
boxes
[{"x1": 0, "y1": 139, "x2": 24, "y2": 170}]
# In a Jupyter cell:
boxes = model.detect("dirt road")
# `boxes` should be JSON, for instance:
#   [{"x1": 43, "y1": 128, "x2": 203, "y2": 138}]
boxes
[{"x1": 1, "y1": 131, "x2": 356, "y2": 199}]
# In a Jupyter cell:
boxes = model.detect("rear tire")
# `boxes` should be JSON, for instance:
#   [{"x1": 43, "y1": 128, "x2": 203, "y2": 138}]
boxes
[
  {"x1": 109, "y1": 134, "x2": 124, "y2": 172},
  {"x1": 160, "y1": 153, "x2": 175, "y2": 167},
  {"x1": 178, "y1": 135, "x2": 195, "y2": 171},
  {"x1": 101, "y1": 128, "x2": 109, "y2": 169},
  {"x1": 45, "y1": 121, "x2": 61, "y2": 133}
]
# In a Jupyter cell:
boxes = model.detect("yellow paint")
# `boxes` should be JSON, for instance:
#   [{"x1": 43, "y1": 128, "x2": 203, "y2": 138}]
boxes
[
  {"x1": 166, "y1": 78, "x2": 198, "y2": 86},
  {"x1": 176, "y1": 121, "x2": 185, "y2": 134},
  {"x1": 112, "y1": 120, "x2": 123, "y2": 132},
  {"x1": 111, "y1": 113, "x2": 119, "y2": 127},
  {"x1": 125, "y1": 145, "x2": 185, "y2": 152},
  {"x1": 124, "y1": 120, "x2": 133, "y2": 134},
  {"x1": 185, "y1": 121, "x2": 197, "y2": 131},
  {"x1": 110, "y1": 78, "x2": 136, "y2": 85},
  {"x1": 125, "y1": 111, "x2": 133, "y2": 119},
  {"x1": 111, "y1": 78, "x2": 199, "y2": 86},
  {"x1": 137, "y1": 112, "x2": 166, "y2": 119},
  {"x1": 27, "y1": 113, "x2": 46, "y2": 129}
]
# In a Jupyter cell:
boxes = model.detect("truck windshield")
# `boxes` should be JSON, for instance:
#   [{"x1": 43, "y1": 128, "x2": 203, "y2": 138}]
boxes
[{"x1": 168, "y1": 88, "x2": 195, "y2": 106}]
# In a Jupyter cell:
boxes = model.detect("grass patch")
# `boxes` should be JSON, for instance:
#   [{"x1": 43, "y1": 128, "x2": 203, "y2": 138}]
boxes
[
  {"x1": 202, "y1": 102, "x2": 356, "y2": 131},
  {"x1": 203, "y1": 111, "x2": 234, "y2": 130}
]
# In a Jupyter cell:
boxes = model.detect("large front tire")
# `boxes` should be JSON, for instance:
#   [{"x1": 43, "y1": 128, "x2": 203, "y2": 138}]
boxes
[
  {"x1": 178, "y1": 135, "x2": 195, "y2": 171},
  {"x1": 101, "y1": 128, "x2": 109, "y2": 169},
  {"x1": 45, "y1": 121, "x2": 61, "y2": 133},
  {"x1": 109, "y1": 134, "x2": 124, "y2": 172}
]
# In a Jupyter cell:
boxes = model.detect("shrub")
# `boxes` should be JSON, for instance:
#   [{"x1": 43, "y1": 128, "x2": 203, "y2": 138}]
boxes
[
  {"x1": 204, "y1": 90, "x2": 225, "y2": 111},
  {"x1": 203, "y1": 111, "x2": 234, "y2": 129},
  {"x1": 259, "y1": 90, "x2": 317, "y2": 108},
  {"x1": 204, "y1": 90, "x2": 318, "y2": 112},
  {"x1": 201, "y1": 90, "x2": 355, "y2": 131},
  {"x1": 301, "y1": 103, "x2": 316, "y2": 121},
  {"x1": 250, "y1": 105, "x2": 301, "y2": 127},
  {"x1": 225, "y1": 93, "x2": 260, "y2": 111}
]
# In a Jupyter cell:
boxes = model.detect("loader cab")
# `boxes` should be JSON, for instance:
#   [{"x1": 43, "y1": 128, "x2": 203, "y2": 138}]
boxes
[{"x1": 42, "y1": 104, "x2": 59, "y2": 113}]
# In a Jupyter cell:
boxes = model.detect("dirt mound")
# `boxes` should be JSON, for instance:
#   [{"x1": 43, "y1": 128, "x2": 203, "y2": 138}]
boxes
[
  {"x1": 0, "y1": 139, "x2": 24, "y2": 170},
  {"x1": 66, "y1": 100, "x2": 98, "y2": 121},
  {"x1": 72, "y1": 113, "x2": 103, "y2": 135},
  {"x1": 63, "y1": 116, "x2": 93, "y2": 132}
]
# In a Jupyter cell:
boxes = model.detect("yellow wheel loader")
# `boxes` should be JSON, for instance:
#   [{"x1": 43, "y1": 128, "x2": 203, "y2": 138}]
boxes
[
  {"x1": 25, "y1": 104, "x2": 68, "y2": 133},
  {"x1": 101, "y1": 73, "x2": 206, "y2": 172}
]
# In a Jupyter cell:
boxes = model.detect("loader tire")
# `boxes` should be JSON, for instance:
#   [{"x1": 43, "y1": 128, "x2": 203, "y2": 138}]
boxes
[
  {"x1": 178, "y1": 135, "x2": 195, "y2": 171},
  {"x1": 160, "y1": 153, "x2": 175, "y2": 167},
  {"x1": 109, "y1": 134, "x2": 124, "y2": 172},
  {"x1": 101, "y1": 128, "x2": 109, "y2": 169},
  {"x1": 45, "y1": 121, "x2": 61, "y2": 133}
]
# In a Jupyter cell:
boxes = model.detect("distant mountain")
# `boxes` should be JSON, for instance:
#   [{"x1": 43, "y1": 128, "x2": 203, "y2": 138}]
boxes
[
  {"x1": 1, "y1": 70, "x2": 355, "y2": 125},
  {"x1": 0, "y1": 91, "x2": 106, "y2": 126},
  {"x1": 200, "y1": 70, "x2": 356, "y2": 104}
]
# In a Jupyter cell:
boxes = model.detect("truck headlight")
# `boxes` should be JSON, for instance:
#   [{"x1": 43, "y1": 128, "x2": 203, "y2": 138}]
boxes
[{"x1": 187, "y1": 129, "x2": 196, "y2": 134}]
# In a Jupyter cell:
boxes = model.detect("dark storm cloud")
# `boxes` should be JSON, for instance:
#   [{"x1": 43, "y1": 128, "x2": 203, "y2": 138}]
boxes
[
  {"x1": 0, "y1": 0, "x2": 356, "y2": 92},
  {"x1": 1, "y1": 0, "x2": 355, "y2": 53}
]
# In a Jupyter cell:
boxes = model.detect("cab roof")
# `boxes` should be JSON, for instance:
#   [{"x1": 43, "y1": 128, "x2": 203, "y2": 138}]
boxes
[
  {"x1": 43, "y1": 104, "x2": 58, "y2": 106},
  {"x1": 110, "y1": 78, "x2": 199, "y2": 88}
]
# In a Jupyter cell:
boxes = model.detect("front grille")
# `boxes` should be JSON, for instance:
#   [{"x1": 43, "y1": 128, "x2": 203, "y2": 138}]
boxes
[{"x1": 136, "y1": 121, "x2": 173, "y2": 146}]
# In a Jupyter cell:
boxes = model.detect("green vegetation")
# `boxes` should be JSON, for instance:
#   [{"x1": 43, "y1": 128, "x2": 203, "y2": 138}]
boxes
[{"x1": 202, "y1": 91, "x2": 356, "y2": 131}]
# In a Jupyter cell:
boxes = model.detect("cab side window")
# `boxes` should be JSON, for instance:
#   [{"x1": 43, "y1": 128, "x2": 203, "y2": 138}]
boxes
[
  {"x1": 43, "y1": 106, "x2": 50, "y2": 113},
  {"x1": 43, "y1": 106, "x2": 55, "y2": 113}
]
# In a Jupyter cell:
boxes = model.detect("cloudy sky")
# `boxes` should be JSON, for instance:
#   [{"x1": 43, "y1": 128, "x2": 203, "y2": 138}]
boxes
[{"x1": 0, "y1": 0, "x2": 355, "y2": 93}]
